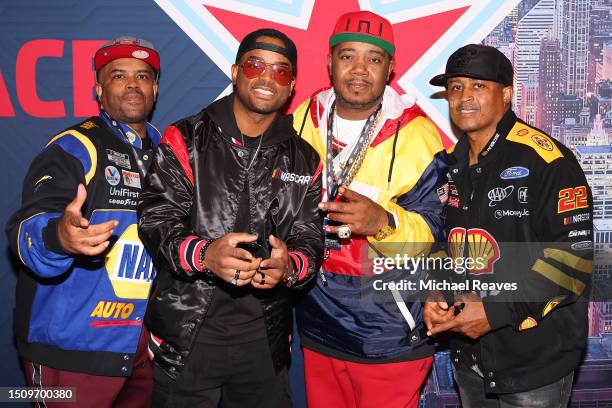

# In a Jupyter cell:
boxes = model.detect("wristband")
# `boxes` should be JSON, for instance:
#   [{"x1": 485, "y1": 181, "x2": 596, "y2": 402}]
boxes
[{"x1": 199, "y1": 239, "x2": 216, "y2": 278}]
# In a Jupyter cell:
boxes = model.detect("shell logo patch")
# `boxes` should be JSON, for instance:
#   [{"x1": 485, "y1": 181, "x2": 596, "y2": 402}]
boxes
[
  {"x1": 516, "y1": 128, "x2": 529, "y2": 137},
  {"x1": 542, "y1": 296, "x2": 566, "y2": 317},
  {"x1": 105, "y1": 224, "x2": 154, "y2": 299},
  {"x1": 448, "y1": 227, "x2": 500, "y2": 275},
  {"x1": 519, "y1": 317, "x2": 538, "y2": 331}
]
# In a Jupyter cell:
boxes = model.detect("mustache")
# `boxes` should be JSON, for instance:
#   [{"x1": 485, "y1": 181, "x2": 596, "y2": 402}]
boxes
[
  {"x1": 122, "y1": 89, "x2": 145, "y2": 99},
  {"x1": 250, "y1": 80, "x2": 277, "y2": 92},
  {"x1": 346, "y1": 79, "x2": 373, "y2": 86},
  {"x1": 456, "y1": 104, "x2": 478, "y2": 111}
]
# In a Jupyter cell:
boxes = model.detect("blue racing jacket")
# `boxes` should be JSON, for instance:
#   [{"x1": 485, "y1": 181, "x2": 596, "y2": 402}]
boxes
[{"x1": 6, "y1": 114, "x2": 160, "y2": 376}]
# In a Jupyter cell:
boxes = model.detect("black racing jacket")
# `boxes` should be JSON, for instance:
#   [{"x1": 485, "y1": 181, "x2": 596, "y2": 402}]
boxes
[
  {"x1": 443, "y1": 110, "x2": 593, "y2": 393},
  {"x1": 138, "y1": 95, "x2": 323, "y2": 379}
]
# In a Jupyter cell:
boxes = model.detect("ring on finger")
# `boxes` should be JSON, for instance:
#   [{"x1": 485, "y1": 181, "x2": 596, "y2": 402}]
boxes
[
  {"x1": 337, "y1": 224, "x2": 351, "y2": 239},
  {"x1": 258, "y1": 271, "x2": 266, "y2": 285},
  {"x1": 230, "y1": 269, "x2": 240, "y2": 285}
]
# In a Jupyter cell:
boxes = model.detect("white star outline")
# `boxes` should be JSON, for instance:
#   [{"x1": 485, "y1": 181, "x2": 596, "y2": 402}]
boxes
[{"x1": 155, "y1": 0, "x2": 520, "y2": 141}]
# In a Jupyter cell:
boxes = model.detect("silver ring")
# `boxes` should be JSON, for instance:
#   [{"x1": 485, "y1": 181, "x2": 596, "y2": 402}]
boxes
[
  {"x1": 259, "y1": 271, "x2": 266, "y2": 285},
  {"x1": 337, "y1": 224, "x2": 351, "y2": 239},
  {"x1": 230, "y1": 270, "x2": 240, "y2": 285}
]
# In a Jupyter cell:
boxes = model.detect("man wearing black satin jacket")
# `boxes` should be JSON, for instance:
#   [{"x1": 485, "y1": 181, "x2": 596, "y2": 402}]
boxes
[{"x1": 137, "y1": 28, "x2": 323, "y2": 407}]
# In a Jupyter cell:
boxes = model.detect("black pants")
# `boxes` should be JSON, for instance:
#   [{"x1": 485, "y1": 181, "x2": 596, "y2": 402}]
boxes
[
  {"x1": 152, "y1": 338, "x2": 292, "y2": 408},
  {"x1": 454, "y1": 364, "x2": 574, "y2": 408}
]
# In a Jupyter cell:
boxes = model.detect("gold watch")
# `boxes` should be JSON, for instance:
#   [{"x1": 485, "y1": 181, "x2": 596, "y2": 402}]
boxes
[{"x1": 374, "y1": 212, "x2": 396, "y2": 241}]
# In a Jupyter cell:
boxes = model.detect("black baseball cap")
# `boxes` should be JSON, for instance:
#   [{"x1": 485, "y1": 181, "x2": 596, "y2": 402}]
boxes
[
  {"x1": 236, "y1": 28, "x2": 298, "y2": 76},
  {"x1": 429, "y1": 44, "x2": 513, "y2": 87}
]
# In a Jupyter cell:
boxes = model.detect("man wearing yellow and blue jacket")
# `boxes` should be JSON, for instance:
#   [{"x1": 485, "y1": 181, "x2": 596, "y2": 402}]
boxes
[
  {"x1": 5, "y1": 37, "x2": 160, "y2": 407},
  {"x1": 293, "y1": 10, "x2": 448, "y2": 408}
]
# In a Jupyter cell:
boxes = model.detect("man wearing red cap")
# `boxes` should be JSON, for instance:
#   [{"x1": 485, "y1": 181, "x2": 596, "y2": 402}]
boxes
[
  {"x1": 6, "y1": 37, "x2": 160, "y2": 407},
  {"x1": 293, "y1": 11, "x2": 447, "y2": 408}
]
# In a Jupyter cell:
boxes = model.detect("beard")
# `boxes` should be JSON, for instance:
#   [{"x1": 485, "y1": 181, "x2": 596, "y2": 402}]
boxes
[{"x1": 334, "y1": 85, "x2": 385, "y2": 112}]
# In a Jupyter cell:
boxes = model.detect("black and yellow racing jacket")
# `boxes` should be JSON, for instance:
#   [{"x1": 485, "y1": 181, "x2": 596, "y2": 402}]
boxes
[{"x1": 444, "y1": 109, "x2": 593, "y2": 393}]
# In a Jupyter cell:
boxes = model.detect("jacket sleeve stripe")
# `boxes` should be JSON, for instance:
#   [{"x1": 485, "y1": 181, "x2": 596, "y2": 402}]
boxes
[
  {"x1": 532, "y1": 259, "x2": 586, "y2": 295},
  {"x1": 179, "y1": 235, "x2": 198, "y2": 272},
  {"x1": 45, "y1": 131, "x2": 97, "y2": 185},
  {"x1": 543, "y1": 248, "x2": 592, "y2": 274},
  {"x1": 161, "y1": 125, "x2": 194, "y2": 186},
  {"x1": 148, "y1": 332, "x2": 164, "y2": 361},
  {"x1": 191, "y1": 239, "x2": 206, "y2": 272},
  {"x1": 17, "y1": 212, "x2": 72, "y2": 277},
  {"x1": 289, "y1": 251, "x2": 309, "y2": 281}
]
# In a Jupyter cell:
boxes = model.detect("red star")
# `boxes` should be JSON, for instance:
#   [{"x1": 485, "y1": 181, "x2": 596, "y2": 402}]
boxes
[{"x1": 206, "y1": 0, "x2": 469, "y2": 113}]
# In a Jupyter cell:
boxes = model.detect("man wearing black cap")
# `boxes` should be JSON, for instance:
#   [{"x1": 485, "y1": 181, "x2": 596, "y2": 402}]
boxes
[
  {"x1": 425, "y1": 44, "x2": 593, "y2": 407},
  {"x1": 6, "y1": 37, "x2": 161, "y2": 406},
  {"x1": 138, "y1": 28, "x2": 322, "y2": 407}
]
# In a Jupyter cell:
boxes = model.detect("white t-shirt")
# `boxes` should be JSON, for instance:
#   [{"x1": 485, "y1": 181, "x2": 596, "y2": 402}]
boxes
[{"x1": 332, "y1": 114, "x2": 367, "y2": 176}]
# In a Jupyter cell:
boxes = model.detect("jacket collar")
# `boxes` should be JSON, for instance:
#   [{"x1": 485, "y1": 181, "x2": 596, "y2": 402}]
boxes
[
  {"x1": 312, "y1": 86, "x2": 417, "y2": 145},
  {"x1": 99, "y1": 110, "x2": 161, "y2": 149},
  {"x1": 448, "y1": 109, "x2": 517, "y2": 172},
  {"x1": 204, "y1": 93, "x2": 296, "y2": 147}
]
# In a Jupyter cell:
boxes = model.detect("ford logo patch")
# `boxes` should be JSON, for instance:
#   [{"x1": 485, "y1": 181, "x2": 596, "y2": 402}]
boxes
[{"x1": 500, "y1": 166, "x2": 529, "y2": 180}]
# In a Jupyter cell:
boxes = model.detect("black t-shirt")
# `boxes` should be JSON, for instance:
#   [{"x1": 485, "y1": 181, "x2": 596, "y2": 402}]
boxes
[{"x1": 197, "y1": 134, "x2": 267, "y2": 345}]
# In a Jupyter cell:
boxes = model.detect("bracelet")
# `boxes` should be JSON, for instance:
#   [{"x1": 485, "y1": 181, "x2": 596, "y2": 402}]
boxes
[
  {"x1": 283, "y1": 259, "x2": 301, "y2": 287},
  {"x1": 198, "y1": 239, "x2": 216, "y2": 278},
  {"x1": 374, "y1": 211, "x2": 397, "y2": 241}
]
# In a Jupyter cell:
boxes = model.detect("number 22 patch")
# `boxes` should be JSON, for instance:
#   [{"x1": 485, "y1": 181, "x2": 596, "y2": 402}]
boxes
[{"x1": 557, "y1": 186, "x2": 588, "y2": 213}]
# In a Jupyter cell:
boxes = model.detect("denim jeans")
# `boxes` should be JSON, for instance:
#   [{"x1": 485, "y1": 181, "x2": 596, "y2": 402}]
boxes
[{"x1": 453, "y1": 364, "x2": 574, "y2": 408}]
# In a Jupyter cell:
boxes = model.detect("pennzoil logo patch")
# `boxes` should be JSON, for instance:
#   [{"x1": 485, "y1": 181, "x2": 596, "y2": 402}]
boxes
[
  {"x1": 531, "y1": 134, "x2": 554, "y2": 151},
  {"x1": 506, "y1": 123, "x2": 563, "y2": 163}
]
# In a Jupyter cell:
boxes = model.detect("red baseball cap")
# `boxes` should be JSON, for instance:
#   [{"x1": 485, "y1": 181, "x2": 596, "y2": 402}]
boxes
[
  {"x1": 94, "y1": 36, "x2": 160, "y2": 74},
  {"x1": 329, "y1": 11, "x2": 395, "y2": 56}
]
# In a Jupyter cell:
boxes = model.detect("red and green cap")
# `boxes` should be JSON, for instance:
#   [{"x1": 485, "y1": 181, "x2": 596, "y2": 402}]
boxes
[{"x1": 329, "y1": 11, "x2": 395, "y2": 56}]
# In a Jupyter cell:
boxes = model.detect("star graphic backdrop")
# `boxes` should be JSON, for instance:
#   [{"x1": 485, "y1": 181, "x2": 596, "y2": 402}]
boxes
[{"x1": 1, "y1": 1, "x2": 610, "y2": 406}]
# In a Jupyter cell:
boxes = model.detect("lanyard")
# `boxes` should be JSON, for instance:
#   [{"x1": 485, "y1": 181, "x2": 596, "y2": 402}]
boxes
[
  {"x1": 101, "y1": 111, "x2": 150, "y2": 178},
  {"x1": 325, "y1": 101, "x2": 381, "y2": 200}
]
